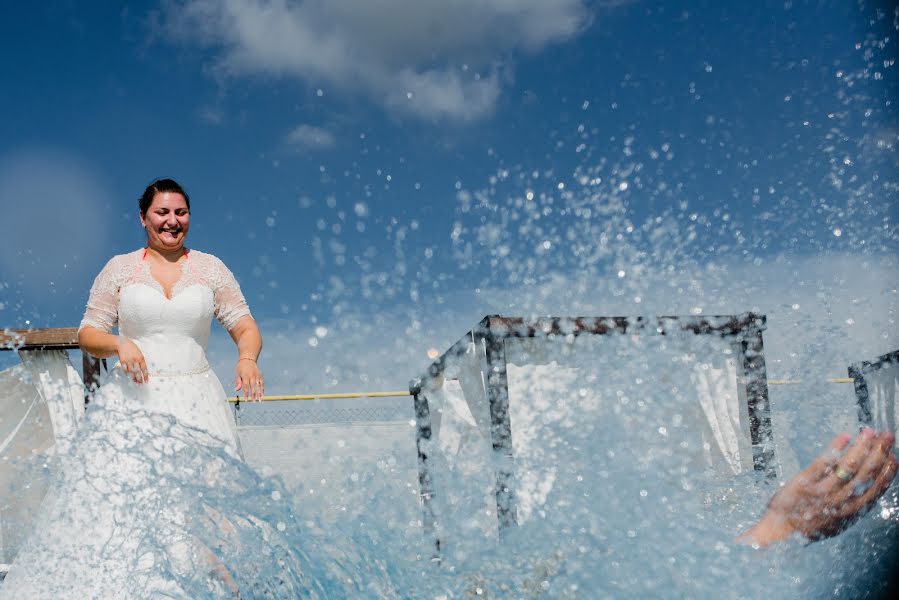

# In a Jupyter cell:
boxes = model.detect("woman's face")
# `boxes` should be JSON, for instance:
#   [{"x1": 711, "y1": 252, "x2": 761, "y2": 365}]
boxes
[{"x1": 140, "y1": 192, "x2": 190, "y2": 251}]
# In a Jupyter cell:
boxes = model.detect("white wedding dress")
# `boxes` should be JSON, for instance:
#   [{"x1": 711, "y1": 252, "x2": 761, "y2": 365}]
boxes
[
  {"x1": 0, "y1": 249, "x2": 331, "y2": 598},
  {"x1": 76, "y1": 248, "x2": 248, "y2": 451}
]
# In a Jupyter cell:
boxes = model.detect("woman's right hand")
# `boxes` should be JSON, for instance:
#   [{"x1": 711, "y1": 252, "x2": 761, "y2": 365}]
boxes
[
  {"x1": 117, "y1": 336, "x2": 149, "y2": 384},
  {"x1": 739, "y1": 429, "x2": 897, "y2": 547}
]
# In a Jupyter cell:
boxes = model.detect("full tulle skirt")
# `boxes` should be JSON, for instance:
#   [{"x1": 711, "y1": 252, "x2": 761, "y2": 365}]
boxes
[{"x1": 0, "y1": 370, "x2": 397, "y2": 598}]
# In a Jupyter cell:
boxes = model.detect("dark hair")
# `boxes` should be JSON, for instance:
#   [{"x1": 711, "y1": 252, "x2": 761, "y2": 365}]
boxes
[{"x1": 139, "y1": 178, "x2": 191, "y2": 215}]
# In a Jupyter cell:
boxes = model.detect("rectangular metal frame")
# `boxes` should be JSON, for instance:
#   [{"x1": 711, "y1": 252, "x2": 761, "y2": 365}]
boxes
[
  {"x1": 849, "y1": 349, "x2": 899, "y2": 427},
  {"x1": 409, "y1": 313, "x2": 774, "y2": 553}
]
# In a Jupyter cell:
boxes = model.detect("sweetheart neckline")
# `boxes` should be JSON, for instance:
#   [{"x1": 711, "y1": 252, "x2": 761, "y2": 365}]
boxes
[
  {"x1": 138, "y1": 258, "x2": 191, "y2": 300},
  {"x1": 123, "y1": 281, "x2": 209, "y2": 302}
]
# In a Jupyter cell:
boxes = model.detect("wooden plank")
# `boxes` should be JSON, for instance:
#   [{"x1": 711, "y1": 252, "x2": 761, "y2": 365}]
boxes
[{"x1": 0, "y1": 327, "x2": 81, "y2": 350}]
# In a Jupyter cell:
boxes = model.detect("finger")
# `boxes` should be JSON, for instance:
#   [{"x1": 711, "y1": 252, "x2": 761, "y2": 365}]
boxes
[
  {"x1": 126, "y1": 362, "x2": 143, "y2": 384},
  {"x1": 806, "y1": 433, "x2": 852, "y2": 482},
  {"x1": 835, "y1": 432, "x2": 893, "y2": 503},
  {"x1": 846, "y1": 452, "x2": 898, "y2": 515},
  {"x1": 140, "y1": 360, "x2": 149, "y2": 383},
  {"x1": 855, "y1": 432, "x2": 894, "y2": 485},
  {"x1": 822, "y1": 429, "x2": 877, "y2": 493}
]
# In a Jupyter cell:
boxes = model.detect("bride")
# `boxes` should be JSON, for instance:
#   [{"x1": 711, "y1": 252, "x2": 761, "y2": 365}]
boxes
[
  {"x1": 77, "y1": 177, "x2": 265, "y2": 448},
  {"x1": 0, "y1": 179, "x2": 347, "y2": 598}
]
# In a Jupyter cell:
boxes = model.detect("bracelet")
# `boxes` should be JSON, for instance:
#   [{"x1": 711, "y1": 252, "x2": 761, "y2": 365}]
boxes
[{"x1": 238, "y1": 356, "x2": 257, "y2": 363}]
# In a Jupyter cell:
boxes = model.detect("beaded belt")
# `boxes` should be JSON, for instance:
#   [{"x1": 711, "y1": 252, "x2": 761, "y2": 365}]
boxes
[
  {"x1": 152, "y1": 364, "x2": 212, "y2": 378},
  {"x1": 116, "y1": 364, "x2": 211, "y2": 378}
]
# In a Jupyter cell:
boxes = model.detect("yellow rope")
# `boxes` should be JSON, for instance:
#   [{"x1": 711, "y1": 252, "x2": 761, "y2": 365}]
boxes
[
  {"x1": 228, "y1": 379, "x2": 855, "y2": 402},
  {"x1": 227, "y1": 391, "x2": 410, "y2": 403},
  {"x1": 768, "y1": 378, "x2": 854, "y2": 385}
]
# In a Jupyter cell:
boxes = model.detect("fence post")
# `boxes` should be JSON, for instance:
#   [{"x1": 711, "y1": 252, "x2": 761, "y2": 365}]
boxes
[{"x1": 82, "y1": 354, "x2": 103, "y2": 406}]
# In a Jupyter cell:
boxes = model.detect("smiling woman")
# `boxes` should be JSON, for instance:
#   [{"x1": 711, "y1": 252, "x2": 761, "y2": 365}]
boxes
[
  {"x1": 77, "y1": 177, "x2": 265, "y2": 402},
  {"x1": 0, "y1": 178, "x2": 277, "y2": 598},
  {"x1": 138, "y1": 178, "x2": 192, "y2": 256}
]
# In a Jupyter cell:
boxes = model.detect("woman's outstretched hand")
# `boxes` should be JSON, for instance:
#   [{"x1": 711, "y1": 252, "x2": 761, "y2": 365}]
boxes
[
  {"x1": 738, "y1": 428, "x2": 897, "y2": 547},
  {"x1": 235, "y1": 357, "x2": 265, "y2": 401}
]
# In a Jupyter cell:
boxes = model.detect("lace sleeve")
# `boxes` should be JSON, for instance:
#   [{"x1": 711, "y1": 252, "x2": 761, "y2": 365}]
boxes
[
  {"x1": 209, "y1": 255, "x2": 252, "y2": 331},
  {"x1": 78, "y1": 256, "x2": 125, "y2": 333}
]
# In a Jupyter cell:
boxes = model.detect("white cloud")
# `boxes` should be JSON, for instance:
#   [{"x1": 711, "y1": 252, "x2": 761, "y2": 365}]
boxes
[
  {"x1": 284, "y1": 124, "x2": 336, "y2": 149},
  {"x1": 164, "y1": 0, "x2": 593, "y2": 120},
  {"x1": 197, "y1": 105, "x2": 225, "y2": 124}
]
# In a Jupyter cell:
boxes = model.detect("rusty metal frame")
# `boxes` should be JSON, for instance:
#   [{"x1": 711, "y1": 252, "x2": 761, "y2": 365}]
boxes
[
  {"x1": 849, "y1": 349, "x2": 899, "y2": 427},
  {"x1": 409, "y1": 313, "x2": 773, "y2": 554}
]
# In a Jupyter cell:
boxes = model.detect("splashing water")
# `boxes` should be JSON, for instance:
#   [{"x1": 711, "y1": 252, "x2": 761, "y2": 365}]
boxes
[
  {"x1": 1, "y1": 374, "x2": 404, "y2": 599},
  {"x1": 3, "y1": 4, "x2": 897, "y2": 598},
  {"x1": 7, "y1": 335, "x2": 898, "y2": 599}
]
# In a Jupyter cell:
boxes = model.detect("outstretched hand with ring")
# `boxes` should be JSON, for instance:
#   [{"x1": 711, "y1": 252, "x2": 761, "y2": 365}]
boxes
[{"x1": 739, "y1": 428, "x2": 897, "y2": 547}]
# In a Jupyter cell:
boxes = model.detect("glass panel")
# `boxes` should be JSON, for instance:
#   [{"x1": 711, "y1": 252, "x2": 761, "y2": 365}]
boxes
[{"x1": 0, "y1": 366, "x2": 55, "y2": 565}]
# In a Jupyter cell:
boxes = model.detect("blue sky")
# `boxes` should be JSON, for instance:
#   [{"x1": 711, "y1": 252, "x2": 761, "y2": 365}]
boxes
[{"x1": 1, "y1": 1, "x2": 896, "y2": 391}]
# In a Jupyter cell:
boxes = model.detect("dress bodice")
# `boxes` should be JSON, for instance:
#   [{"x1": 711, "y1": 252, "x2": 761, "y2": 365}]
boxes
[
  {"x1": 79, "y1": 249, "x2": 251, "y2": 376},
  {"x1": 118, "y1": 284, "x2": 214, "y2": 375}
]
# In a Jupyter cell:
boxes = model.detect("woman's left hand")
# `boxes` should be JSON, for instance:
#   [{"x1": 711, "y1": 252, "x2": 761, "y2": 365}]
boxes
[{"x1": 235, "y1": 358, "x2": 264, "y2": 401}]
